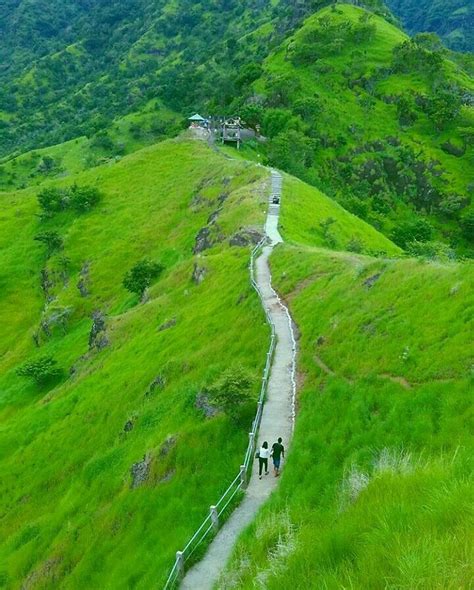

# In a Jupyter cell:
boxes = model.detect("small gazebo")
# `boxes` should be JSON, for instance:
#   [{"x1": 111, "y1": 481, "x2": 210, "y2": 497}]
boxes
[{"x1": 188, "y1": 113, "x2": 207, "y2": 128}]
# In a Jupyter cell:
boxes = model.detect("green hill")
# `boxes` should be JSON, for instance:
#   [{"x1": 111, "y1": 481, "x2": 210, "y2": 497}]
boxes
[
  {"x1": 0, "y1": 137, "x2": 272, "y2": 588},
  {"x1": 236, "y1": 4, "x2": 474, "y2": 256},
  {"x1": 220, "y1": 172, "x2": 473, "y2": 590}
]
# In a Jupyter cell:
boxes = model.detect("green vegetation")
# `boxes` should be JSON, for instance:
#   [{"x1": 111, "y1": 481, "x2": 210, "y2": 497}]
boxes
[
  {"x1": 221, "y1": 184, "x2": 473, "y2": 587},
  {"x1": 234, "y1": 5, "x2": 474, "y2": 256},
  {"x1": 16, "y1": 355, "x2": 63, "y2": 385},
  {"x1": 206, "y1": 365, "x2": 254, "y2": 422},
  {"x1": 0, "y1": 138, "x2": 271, "y2": 588},
  {"x1": 387, "y1": 0, "x2": 474, "y2": 52},
  {"x1": 123, "y1": 259, "x2": 164, "y2": 298}
]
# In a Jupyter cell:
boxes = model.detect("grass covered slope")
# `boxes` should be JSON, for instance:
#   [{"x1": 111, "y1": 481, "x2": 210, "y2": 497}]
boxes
[
  {"x1": 244, "y1": 4, "x2": 474, "y2": 255},
  {"x1": 279, "y1": 174, "x2": 402, "y2": 255},
  {"x1": 0, "y1": 138, "x2": 270, "y2": 588},
  {"x1": 220, "y1": 191, "x2": 473, "y2": 587}
]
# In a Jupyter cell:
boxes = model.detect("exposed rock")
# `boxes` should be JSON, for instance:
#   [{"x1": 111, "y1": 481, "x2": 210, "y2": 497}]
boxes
[
  {"x1": 195, "y1": 392, "x2": 218, "y2": 418},
  {"x1": 194, "y1": 226, "x2": 213, "y2": 253},
  {"x1": 89, "y1": 310, "x2": 109, "y2": 350},
  {"x1": 158, "y1": 469, "x2": 175, "y2": 484},
  {"x1": 124, "y1": 420, "x2": 134, "y2": 432},
  {"x1": 130, "y1": 454, "x2": 151, "y2": 488},
  {"x1": 192, "y1": 263, "x2": 207, "y2": 284},
  {"x1": 229, "y1": 228, "x2": 264, "y2": 247},
  {"x1": 77, "y1": 262, "x2": 90, "y2": 297},
  {"x1": 159, "y1": 435, "x2": 177, "y2": 457},
  {"x1": 364, "y1": 273, "x2": 381, "y2": 289},
  {"x1": 40, "y1": 268, "x2": 54, "y2": 302},
  {"x1": 207, "y1": 209, "x2": 221, "y2": 225},
  {"x1": 158, "y1": 317, "x2": 177, "y2": 331},
  {"x1": 145, "y1": 375, "x2": 166, "y2": 396}
]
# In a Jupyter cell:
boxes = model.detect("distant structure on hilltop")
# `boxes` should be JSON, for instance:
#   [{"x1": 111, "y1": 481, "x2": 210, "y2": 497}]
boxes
[
  {"x1": 221, "y1": 117, "x2": 242, "y2": 149},
  {"x1": 188, "y1": 113, "x2": 208, "y2": 129}
]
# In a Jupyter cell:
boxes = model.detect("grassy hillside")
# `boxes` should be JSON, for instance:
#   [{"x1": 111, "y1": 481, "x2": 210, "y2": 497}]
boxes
[
  {"x1": 0, "y1": 138, "x2": 272, "y2": 588},
  {"x1": 239, "y1": 4, "x2": 474, "y2": 256},
  {"x1": 220, "y1": 188, "x2": 473, "y2": 588},
  {"x1": 0, "y1": 100, "x2": 182, "y2": 191}
]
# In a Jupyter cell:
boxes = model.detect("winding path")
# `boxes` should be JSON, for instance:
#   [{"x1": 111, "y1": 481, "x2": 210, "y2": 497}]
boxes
[{"x1": 181, "y1": 171, "x2": 297, "y2": 589}]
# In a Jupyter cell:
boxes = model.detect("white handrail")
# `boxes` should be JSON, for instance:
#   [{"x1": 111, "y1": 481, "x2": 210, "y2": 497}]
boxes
[{"x1": 163, "y1": 233, "x2": 277, "y2": 589}]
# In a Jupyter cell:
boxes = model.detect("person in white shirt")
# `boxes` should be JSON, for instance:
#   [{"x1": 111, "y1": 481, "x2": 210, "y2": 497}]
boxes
[{"x1": 258, "y1": 441, "x2": 270, "y2": 479}]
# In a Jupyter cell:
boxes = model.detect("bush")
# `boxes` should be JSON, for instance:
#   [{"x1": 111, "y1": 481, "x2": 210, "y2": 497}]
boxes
[
  {"x1": 37, "y1": 187, "x2": 68, "y2": 214},
  {"x1": 123, "y1": 259, "x2": 164, "y2": 297},
  {"x1": 16, "y1": 355, "x2": 62, "y2": 384},
  {"x1": 391, "y1": 219, "x2": 433, "y2": 249},
  {"x1": 70, "y1": 184, "x2": 102, "y2": 212},
  {"x1": 34, "y1": 231, "x2": 63, "y2": 256},
  {"x1": 207, "y1": 365, "x2": 253, "y2": 421},
  {"x1": 460, "y1": 210, "x2": 474, "y2": 241},
  {"x1": 37, "y1": 184, "x2": 102, "y2": 216}
]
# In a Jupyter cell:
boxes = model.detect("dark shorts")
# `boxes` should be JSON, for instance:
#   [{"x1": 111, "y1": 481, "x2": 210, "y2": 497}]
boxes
[{"x1": 273, "y1": 457, "x2": 281, "y2": 469}]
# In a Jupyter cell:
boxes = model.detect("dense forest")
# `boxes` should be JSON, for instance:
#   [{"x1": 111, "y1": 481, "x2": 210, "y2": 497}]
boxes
[{"x1": 387, "y1": 0, "x2": 474, "y2": 51}]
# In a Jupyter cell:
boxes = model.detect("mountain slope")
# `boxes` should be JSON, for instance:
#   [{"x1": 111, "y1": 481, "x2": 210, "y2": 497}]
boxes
[
  {"x1": 387, "y1": 0, "x2": 474, "y2": 52},
  {"x1": 0, "y1": 137, "x2": 271, "y2": 588},
  {"x1": 239, "y1": 4, "x2": 474, "y2": 255},
  {"x1": 220, "y1": 174, "x2": 473, "y2": 590}
]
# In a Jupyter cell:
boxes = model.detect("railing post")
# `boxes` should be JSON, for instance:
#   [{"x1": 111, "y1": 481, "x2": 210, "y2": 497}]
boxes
[
  {"x1": 249, "y1": 431, "x2": 255, "y2": 454},
  {"x1": 240, "y1": 464, "x2": 247, "y2": 488},
  {"x1": 210, "y1": 505, "x2": 219, "y2": 533},
  {"x1": 176, "y1": 551, "x2": 184, "y2": 580}
]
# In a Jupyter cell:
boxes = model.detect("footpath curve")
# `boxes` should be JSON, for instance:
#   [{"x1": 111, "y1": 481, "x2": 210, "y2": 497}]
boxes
[{"x1": 181, "y1": 170, "x2": 297, "y2": 589}]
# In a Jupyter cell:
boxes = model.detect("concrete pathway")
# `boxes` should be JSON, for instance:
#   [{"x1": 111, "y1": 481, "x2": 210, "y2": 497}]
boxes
[{"x1": 181, "y1": 171, "x2": 296, "y2": 589}]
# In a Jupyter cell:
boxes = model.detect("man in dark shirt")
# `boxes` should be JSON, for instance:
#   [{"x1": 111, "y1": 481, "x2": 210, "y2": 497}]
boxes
[{"x1": 271, "y1": 437, "x2": 285, "y2": 477}]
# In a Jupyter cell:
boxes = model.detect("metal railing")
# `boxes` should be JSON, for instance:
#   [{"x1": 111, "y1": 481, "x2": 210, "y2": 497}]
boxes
[{"x1": 163, "y1": 237, "x2": 276, "y2": 589}]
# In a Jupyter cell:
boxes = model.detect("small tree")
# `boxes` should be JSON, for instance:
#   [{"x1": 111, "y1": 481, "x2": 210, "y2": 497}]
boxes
[
  {"x1": 37, "y1": 187, "x2": 67, "y2": 214},
  {"x1": 16, "y1": 355, "x2": 62, "y2": 384},
  {"x1": 207, "y1": 365, "x2": 253, "y2": 421},
  {"x1": 34, "y1": 231, "x2": 63, "y2": 256},
  {"x1": 70, "y1": 185, "x2": 102, "y2": 212},
  {"x1": 123, "y1": 259, "x2": 164, "y2": 297}
]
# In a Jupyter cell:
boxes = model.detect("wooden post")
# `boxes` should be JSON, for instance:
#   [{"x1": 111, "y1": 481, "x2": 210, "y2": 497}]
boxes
[
  {"x1": 176, "y1": 551, "x2": 185, "y2": 580},
  {"x1": 210, "y1": 505, "x2": 219, "y2": 532},
  {"x1": 240, "y1": 464, "x2": 247, "y2": 488}
]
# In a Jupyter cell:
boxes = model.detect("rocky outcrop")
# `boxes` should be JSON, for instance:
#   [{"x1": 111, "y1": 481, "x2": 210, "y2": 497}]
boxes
[
  {"x1": 89, "y1": 310, "x2": 109, "y2": 350},
  {"x1": 229, "y1": 228, "x2": 264, "y2": 247}
]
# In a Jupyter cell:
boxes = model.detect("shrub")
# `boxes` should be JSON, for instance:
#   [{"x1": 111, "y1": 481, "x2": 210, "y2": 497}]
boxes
[
  {"x1": 16, "y1": 355, "x2": 62, "y2": 384},
  {"x1": 207, "y1": 365, "x2": 253, "y2": 421},
  {"x1": 391, "y1": 219, "x2": 433, "y2": 249},
  {"x1": 34, "y1": 231, "x2": 63, "y2": 256},
  {"x1": 70, "y1": 184, "x2": 102, "y2": 212},
  {"x1": 37, "y1": 187, "x2": 68, "y2": 214},
  {"x1": 123, "y1": 259, "x2": 164, "y2": 297},
  {"x1": 37, "y1": 184, "x2": 102, "y2": 216},
  {"x1": 460, "y1": 210, "x2": 474, "y2": 241}
]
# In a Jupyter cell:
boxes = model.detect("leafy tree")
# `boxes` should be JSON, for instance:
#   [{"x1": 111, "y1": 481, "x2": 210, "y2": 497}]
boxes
[
  {"x1": 70, "y1": 184, "x2": 102, "y2": 212},
  {"x1": 396, "y1": 95, "x2": 417, "y2": 126},
  {"x1": 123, "y1": 259, "x2": 164, "y2": 297},
  {"x1": 16, "y1": 355, "x2": 62, "y2": 384},
  {"x1": 37, "y1": 187, "x2": 68, "y2": 214},
  {"x1": 460, "y1": 210, "x2": 474, "y2": 241},
  {"x1": 426, "y1": 85, "x2": 462, "y2": 131},
  {"x1": 391, "y1": 218, "x2": 433, "y2": 248},
  {"x1": 34, "y1": 231, "x2": 63, "y2": 256},
  {"x1": 207, "y1": 365, "x2": 253, "y2": 420}
]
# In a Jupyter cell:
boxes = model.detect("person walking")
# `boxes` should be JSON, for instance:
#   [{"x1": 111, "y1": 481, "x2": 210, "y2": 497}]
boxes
[
  {"x1": 271, "y1": 437, "x2": 285, "y2": 477},
  {"x1": 258, "y1": 441, "x2": 270, "y2": 479}
]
